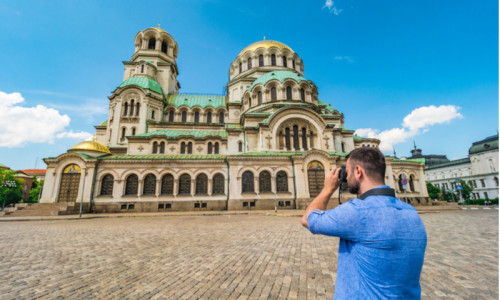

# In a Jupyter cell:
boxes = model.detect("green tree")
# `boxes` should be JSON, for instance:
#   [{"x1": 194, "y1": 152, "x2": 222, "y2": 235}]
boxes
[
  {"x1": 28, "y1": 179, "x2": 44, "y2": 203},
  {"x1": 0, "y1": 169, "x2": 23, "y2": 207},
  {"x1": 426, "y1": 182, "x2": 441, "y2": 200},
  {"x1": 456, "y1": 180, "x2": 473, "y2": 200}
]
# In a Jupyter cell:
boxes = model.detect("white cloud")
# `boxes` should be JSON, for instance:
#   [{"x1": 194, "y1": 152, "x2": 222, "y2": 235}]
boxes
[
  {"x1": 355, "y1": 105, "x2": 463, "y2": 152},
  {"x1": 334, "y1": 56, "x2": 354, "y2": 63},
  {"x1": 323, "y1": 0, "x2": 342, "y2": 15},
  {"x1": 0, "y1": 91, "x2": 93, "y2": 148},
  {"x1": 56, "y1": 131, "x2": 93, "y2": 141},
  {"x1": 27, "y1": 90, "x2": 108, "y2": 117}
]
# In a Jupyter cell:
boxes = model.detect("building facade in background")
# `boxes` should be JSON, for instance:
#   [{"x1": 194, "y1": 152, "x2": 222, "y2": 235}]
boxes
[
  {"x1": 425, "y1": 134, "x2": 499, "y2": 199},
  {"x1": 41, "y1": 26, "x2": 429, "y2": 212}
]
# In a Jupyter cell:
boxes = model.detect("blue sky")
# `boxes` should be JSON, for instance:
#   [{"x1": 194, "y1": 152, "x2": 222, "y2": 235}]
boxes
[{"x1": 0, "y1": 0, "x2": 497, "y2": 170}]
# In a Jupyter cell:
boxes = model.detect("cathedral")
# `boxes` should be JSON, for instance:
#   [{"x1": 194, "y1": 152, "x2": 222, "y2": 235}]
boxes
[{"x1": 41, "y1": 26, "x2": 429, "y2": 212}]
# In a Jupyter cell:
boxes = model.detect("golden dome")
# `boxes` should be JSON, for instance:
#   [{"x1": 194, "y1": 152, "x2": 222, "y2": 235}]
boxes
[
  {"x1": 69, "y1": 139, "x2": 111, "y2": 155},
  {"x1": 238, "y1": 40, "x2": 294, "y2": 57},
  {"x1": 147, "y1": 24, "x2": 167, "y2": 34}
]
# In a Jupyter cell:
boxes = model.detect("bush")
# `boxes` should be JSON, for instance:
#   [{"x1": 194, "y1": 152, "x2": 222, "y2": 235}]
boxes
[{"x1": 461, "y1": 198, "x2": 499, "y2": 205}]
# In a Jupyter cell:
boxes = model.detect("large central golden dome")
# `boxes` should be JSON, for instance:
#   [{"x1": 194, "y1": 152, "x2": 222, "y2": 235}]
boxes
[
  {"x1": 69, "y1": 140, "x2": 111, "y2": 155},
  {"x1": 238, "y1": 40, "x2": 294, "y2": 57}
]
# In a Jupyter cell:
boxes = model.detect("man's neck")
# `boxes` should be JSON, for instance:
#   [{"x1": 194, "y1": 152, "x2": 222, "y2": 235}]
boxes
[{"x1": 358, "y1": 181, "x2": 386, "y2": 195}]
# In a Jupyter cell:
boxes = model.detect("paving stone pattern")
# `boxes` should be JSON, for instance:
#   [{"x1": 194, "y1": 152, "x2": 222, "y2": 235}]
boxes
[{"x1": 0, "y1": 210, "x2": 497, "y2": 299}]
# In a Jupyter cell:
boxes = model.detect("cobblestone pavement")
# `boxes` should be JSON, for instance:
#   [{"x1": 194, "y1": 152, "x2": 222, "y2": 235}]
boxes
[{"x1": 0, "y1": 210, "x2": 497, "y2": 299}]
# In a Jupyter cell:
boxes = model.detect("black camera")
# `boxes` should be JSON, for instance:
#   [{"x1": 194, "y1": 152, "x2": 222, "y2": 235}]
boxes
[{"x1": 338, "y1": 166, "x2": 348, "y2": 183}]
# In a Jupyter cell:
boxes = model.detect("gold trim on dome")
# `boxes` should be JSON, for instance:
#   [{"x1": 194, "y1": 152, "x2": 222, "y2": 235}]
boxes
[
  {"x1": 70, "y1": 140, "x2": 112, "y2": 154},
  {"x1": 238, "y1": 40, "x2": 294, "y2": 57}
]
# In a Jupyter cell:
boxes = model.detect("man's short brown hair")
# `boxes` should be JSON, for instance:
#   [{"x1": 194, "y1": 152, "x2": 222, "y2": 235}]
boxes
[{"x1": 346, "y1": 147, "x2": 386, "y2": 182}]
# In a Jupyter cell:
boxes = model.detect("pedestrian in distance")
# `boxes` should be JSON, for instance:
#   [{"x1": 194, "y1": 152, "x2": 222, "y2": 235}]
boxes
[{"x1": 302, "y1": 147, "x2": 427, "y2": 299}]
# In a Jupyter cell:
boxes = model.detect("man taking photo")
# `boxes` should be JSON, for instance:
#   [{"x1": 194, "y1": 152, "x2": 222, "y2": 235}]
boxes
[{"x1": 302, "y1": 147, "x2": 427, "y2": 299}]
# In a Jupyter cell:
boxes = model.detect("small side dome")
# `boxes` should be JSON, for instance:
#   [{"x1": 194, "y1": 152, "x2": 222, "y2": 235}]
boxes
[
  {"x1": 69, "y1": 140, "x2": 111, "y2": 155},
  {"x1": 239, "y1": 40, "x2": 294, "y2": 57}
]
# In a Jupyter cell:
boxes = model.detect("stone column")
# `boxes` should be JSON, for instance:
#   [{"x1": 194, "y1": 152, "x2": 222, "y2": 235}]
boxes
[{"x1": 173, "y1": 179, "x2": 179, "y2": 196}]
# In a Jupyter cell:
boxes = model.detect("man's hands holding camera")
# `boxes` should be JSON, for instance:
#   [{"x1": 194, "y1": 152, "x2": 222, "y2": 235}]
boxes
[{"x1": 323, "y1": 166, "x2": 348, "y2": 195}]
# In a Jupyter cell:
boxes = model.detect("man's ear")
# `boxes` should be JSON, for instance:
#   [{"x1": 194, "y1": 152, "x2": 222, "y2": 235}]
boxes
[{"x1": 354, "y1": 165, "x2": 364, "y2": 180}]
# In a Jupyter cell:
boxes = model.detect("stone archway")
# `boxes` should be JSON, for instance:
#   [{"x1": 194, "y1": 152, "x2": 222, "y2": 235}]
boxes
[
  {"x1": 57, "y1": 164, "x2": 81, "y2": 202},
  {"x1": 307, "y1": 161, "x2": 325, "y2": 198}
]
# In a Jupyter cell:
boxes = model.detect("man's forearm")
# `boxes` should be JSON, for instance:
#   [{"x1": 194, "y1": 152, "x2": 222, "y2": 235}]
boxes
[{"x1": 301, "y1": 188, "x2": 334, "y2": 228}]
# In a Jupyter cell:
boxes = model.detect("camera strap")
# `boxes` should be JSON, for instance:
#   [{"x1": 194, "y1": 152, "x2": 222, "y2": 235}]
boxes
[{"x1": 358, "y1": 188, "x2": 396, "y2": 200}]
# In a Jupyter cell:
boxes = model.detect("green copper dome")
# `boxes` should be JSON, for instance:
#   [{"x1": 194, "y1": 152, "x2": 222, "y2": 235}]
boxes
[
  {"x1": 468, "y1": 134, "x2": 498, "y2": 155},
  {"x1": 248, "y1": 70, "x2": 310, "y2": 91},
  {"x1": 118, "y1": 76, "x2": 163, "y2": 94}
]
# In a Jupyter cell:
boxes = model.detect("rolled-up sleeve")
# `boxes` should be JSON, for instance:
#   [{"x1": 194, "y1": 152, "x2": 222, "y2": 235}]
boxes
[{"x1": 307, "y1": 203, "x2": 359, "y2": 241}]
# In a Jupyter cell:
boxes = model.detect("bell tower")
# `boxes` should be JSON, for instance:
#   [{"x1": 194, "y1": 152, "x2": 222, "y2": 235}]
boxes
[{"x1": 123, "y1": 25, "x2": 180, "y2": 94}]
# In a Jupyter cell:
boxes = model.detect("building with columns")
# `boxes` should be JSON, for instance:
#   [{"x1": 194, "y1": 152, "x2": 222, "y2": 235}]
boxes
[
  {"x1": 425, "y1": 134, "x2": 499, "y2": 200},
  {"x1": 41, "y1": 26, "x2": 429, "y2": 212}
]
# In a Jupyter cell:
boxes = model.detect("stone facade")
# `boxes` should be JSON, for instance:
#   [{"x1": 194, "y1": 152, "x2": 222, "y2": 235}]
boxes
[
  {"x1": 41, "y1": 26, "x2": 429, "y2": 212},
  {"x1": 425, "y1": 134, "x2": 499, "y2": 200}
]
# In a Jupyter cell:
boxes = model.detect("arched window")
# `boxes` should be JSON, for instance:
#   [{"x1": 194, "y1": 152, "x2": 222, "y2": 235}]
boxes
[
  {"x1": 239, "y1": 62, "x2": 242, "y2": 73},
  {"x1": 132, "y1": 128, "x2": 136, "y2": 136},
  {"x1": 258, "y1": 91, "x2": 262, "y2": 104},
  {"x1": 125, "y1": 174, "x2": 138, "y2": 195},
  {"x1": 141, "y1": 65, "x2": 144, "y2": 73},
  {"x1": 302, "y1": 127, "x2": 307, "y2": 149},
  {"x1": 242, "y1": 171, "x2": 254, "y2": 193},
  {"x1": 160, "y1": 142, "x2": 165, "y2": 154},
  {"x1": 219, "y1": 112, "x2": 224, "y2": 123},
  {"x1": 161, "y1": 41, "x2": 168, "y2": 54},
  {"x1": 130, "y1": 100, "x2": 134, "y2": 116},
  {"x1": 238, "y1": 141, "x2": 243, "y2": 152},
  {"x1": 100, "y1": 174, "x2": 114, "y2": 196},
  {"x1": 148, "y1": 38, "x2": 156, "y2": 50},
  {"x1": 136, "y1": 102, "x2": 140, "y2": 116},
  {"x1": 286, "y1": 86, "x2": 292, "y2": 100},
  {"x1": 282, "y1": 56, "x2": 287, "y2": 67},
  {"x1": 285, "y1": 127, "x2": 291, "y2": 150},
  {"x1": 398, "y1": 174, "x2": 404, "y2": 192},
  {"x1": 161, "y1": 174, "x2": 174, "y2": 195},
  {"x1": 123, "y1": 102, "x2": 128, "y2": 115},
  {"x1": 152, "y1": 142, "x2": 158, "y2": 154},
  {"x1": 207, "y1": 111, "x2": 212, "y2": 123},
  {"x1": 495, "y1": 177, "x2": 499, "y2": 187},
  {"x1": 178, "y1": 174, "x2": 191, "y2": 195},
  {"x1": 214, "y1": 142, "x2": 219, "y2": 154},
  {"x1": 271, "y1": 54, "x2": 276, "y2": 66},
  {"x1": 271, "y1": 87, "x2": 277, "y2": 101},
  {"x1": 208, "y1": 142, "x2": 212, "y2": 154},
  {"x1": 409, "y1": 175, "x2": 415, "y2": 192},
  {"x1": 341, "y1": 142, "x2": 345, "y2": 153},
  {"x1": 169, "y1": 111, "x2": 174, "y2": 122},
  {"x1": 259, "y1": 54, "x2": 264, "y2": 66},
  {"x1": 292, "y1": 60, "x2": 296, "y2": 70},
  {"x1": 143, "y1": 174, "x2": 156, "y2": 195},
  {"x1": 180, "y1": 142, "x2": 186, "y2": 154},
  {"x1": 259, "y1": 171, "x2": 272, "y2": 193},
  {"x1": 247, "y1": 57, "x2": 252, "y2": 69},
  {"x1": 300, "y1": 88, "x2": 305, "y2": 101},
  {"x1": 121, "y1": 127, "x2": 126, "y2": 139},
  {"x1": 213, "y1": 174, "x2": 225, "y2": 194},
  {"x1": 181, "y1": 111, "x2": 187, "y2": 123},
  {"x1": 195, "y1": 174, "x2": 208, "y2": 194},
  {"x1": 151, "y1": 110, "x2": 155, "y2": 119},
  {"x1": 187, "y1": 142, "x2": 193, "y2": 154},
  {"x1": 293, "y1": 125, "x2": 299, "y2": 150},
  {"x1": 194, "y1": 111, "x2": 200, "y2": 123},
  {"x1": 276, "y1": 171, "x2": 288, "y2": 192}
]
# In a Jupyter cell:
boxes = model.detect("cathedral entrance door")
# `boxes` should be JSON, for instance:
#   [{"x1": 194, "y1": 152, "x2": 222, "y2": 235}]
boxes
[
  {"x1": 57, "y1": 164, "x2": 81, "y2": 202},
  {"x1": 307, "y1": 161, "x2": 325, "y2": 198}
]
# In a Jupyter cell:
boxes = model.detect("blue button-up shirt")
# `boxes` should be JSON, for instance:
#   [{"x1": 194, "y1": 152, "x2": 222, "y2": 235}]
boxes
[{"x1": 307, "y1": 186, "x2": 427, "y2": 299}]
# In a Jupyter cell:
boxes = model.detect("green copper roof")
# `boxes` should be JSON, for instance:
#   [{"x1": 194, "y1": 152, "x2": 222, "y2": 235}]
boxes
[
  {"x1": 249, "y1": 70, "x2": 310, "y2": 90},
  {"x1": 102, "y1": 154, "x2": 226, "y2": 161},
  {"x1": 317, "y1": 99, "x2": 336, "y2": 112},
  {"x1": 137, "y1": 59, "x2": 155, "y2": 66},
  {"x1": 136, "y1": 130, "x2": 228, "y2": 139},
  {"x1": 119, "y1": 76, "x2": 163, "y2": 94},
  {"x1": 353, "y1": 135, "x2": 363, "y2": 141},
  {"x1": 392, "y1": 158, "x2": 426, "y2": 164},
  {"x1": 469, "y1": 134, "x2": 498, "y2": 155},
  {"x1": 166, "y1": 94, "x2": 226, "y2": 109},
  {"x1": 99, "y1": 120, "x2": 108, "y2": 126}
]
